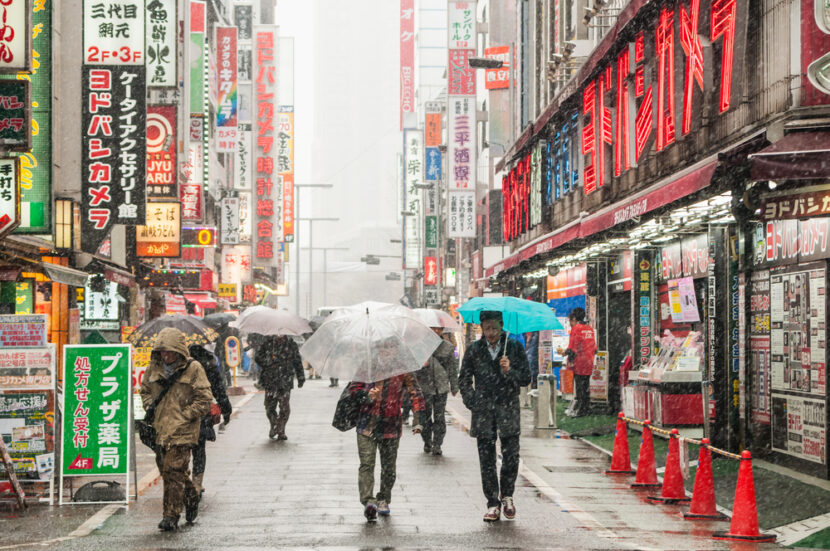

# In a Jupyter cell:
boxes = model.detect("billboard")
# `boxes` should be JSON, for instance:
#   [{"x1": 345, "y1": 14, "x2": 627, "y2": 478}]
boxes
[
  {"x1": 146, "y1": 105, "x2": 177, "y2": 198},
  {"x1": 448, "y1": 96, "x2": 476, "y2": 190},
  {"x1": 146, "y1": 0, "x2": 176, "y2": 86},
  {"x1": 136, "y1": 202, "x2": 181, "y2": 257},
  {"x1": 83, "y1": 0, "x2": 144, "y2": 65},
  {"x1": 216, "y1": 26, "x2": 238, "y2": 152}
]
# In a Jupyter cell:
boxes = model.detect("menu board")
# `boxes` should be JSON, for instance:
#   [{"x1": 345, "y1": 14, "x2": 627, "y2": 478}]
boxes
[{"x1": 769, "y1": 262, "x2": 827, "y2": 464}]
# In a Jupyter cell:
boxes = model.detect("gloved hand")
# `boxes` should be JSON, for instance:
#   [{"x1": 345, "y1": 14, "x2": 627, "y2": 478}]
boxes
[{"x1": 223, "y1": 413, "x2": 231, "y2": 425}]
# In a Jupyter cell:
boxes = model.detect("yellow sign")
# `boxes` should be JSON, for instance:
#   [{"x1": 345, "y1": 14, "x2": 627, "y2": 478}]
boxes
[{"x1": 218, "y1": 283, "x2": 237, "y2": 298}]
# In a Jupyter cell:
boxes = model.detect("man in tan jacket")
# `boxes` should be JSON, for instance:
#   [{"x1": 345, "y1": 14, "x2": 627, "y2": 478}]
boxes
[{"x1": 140, "y1": 328, "x2": 213, "y2": 531}]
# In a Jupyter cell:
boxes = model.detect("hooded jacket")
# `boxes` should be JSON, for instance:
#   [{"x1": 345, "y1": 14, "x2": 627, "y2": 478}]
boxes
[
  {"x1": 140, "y1": 327, "x2": 213, "y2": 447},
  {"x1": 415, "y1": 340, "x2": 459, "y2": 396},
  {"x1": 255, "y1": 336, "x2": 305, "y2": 394}
]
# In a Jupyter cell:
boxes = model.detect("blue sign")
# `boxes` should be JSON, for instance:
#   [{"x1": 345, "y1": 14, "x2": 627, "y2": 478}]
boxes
[{"x1": 425, "y1": 147, "x2": 442, "y2": 182}]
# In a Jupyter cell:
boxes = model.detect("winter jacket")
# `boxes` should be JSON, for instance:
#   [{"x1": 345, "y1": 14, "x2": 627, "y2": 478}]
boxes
[
  {"x1": 459, "y1": 334, "x2": 531, "y2": 440},
  {"x1": 189, "y1": 345, "x2": 233, "y2": 442},
  {"x1": 349, "y1": 374, "x2": 425, "y2": 439},
  {"x1": 255, "y1": 336, "x2": 305, "y2": 394},
  {"x1": 566, "y1": 322, "x2": 597, "y2": 376},
  {"x1": 140, "y1": 328, "x2": 213, "y2": 448},
  {"x1": 415, "y1": 340, "x2": 459, "y2": 396}
]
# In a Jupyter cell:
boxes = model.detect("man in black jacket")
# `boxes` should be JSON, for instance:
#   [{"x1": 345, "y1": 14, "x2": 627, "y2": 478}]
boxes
[
  {"x1": 459, "y1": 311, "x2": 531, "y2": 523},
  {"x1": 255, "y1": 335, "x2": 304, "y2": 440}
]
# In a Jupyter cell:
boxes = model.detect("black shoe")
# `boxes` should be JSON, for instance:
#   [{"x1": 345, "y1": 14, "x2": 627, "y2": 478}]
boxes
[
  {"x1": 432, "y1": 445, "x2": 442, "y2": 456},
  {"x1": 269, "y1": 425, "x2": 278, "y2": 438},
  {"x1": 423, "y1": 443, "x2": 432, "y2": 454},
  {"x1": 364, "y1": 502, "x2": 378, "y2": 522},
  {"x1": 158, "y1": 517, "x2": 178, "y2": 531},
  {"x1": 185, "y1": 491, "x2": 200, "y2": 523}
]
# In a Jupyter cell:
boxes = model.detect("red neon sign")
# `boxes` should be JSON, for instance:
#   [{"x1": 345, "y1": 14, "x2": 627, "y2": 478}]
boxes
[
  {"x1": 656, "y1": 7, "x2": 676, "y2": 151},
  {"x1": 680, "y1": 0, "x2": 704, "y2": 135},
  {"x1": 711, "y1": 0, "x2": 737, "y2": 113}
]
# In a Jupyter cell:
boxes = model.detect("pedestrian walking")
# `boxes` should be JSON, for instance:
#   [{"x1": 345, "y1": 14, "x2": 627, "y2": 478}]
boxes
[
  {"x1": 415, "y1": 326, "x2": 459, "y2": 456},
  {"x1": 140, "y1": 328, "x2": 213, "y2": 531},
  {"x1": 347, "y1": 340, "x2": 425, "y2": 521},
  {"x1": 459, "y1": 311, "x2": 531, "y2": 522},
  {"x1": 188, "y1": 345, "x2": 233, "y2": 496},
  {"x1": 255, "y1": 335, "x2": 305, "y2": 440},
  {"x1": 557, "y1": 307, "x2": 597, "y2": 417}
]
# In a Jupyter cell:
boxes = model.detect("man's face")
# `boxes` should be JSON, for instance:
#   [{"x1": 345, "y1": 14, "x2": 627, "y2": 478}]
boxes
[
  {"x1": 160, "y1": 350, "x2": 179, "y2": 364},
  {"x1": 481, "y1": 319, "x2": 503, "y2": 345}
]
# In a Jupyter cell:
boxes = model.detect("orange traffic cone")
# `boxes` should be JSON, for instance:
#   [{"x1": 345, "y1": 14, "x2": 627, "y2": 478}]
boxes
[
  {"x1": 647, "y1": 428, "x2": 691, "y2": 504},
  {"x1": 684, "y1": 438, "x2": 728, "y2": 520},
  {"x1": 713, "y1": 451, "x2": 776, "y2": 542},
  {"x1": 631, "y1": 420, "x2": 661, "y2": 488},
  {"x1": 605, "y1": 412, "x2": 635, "y2": 475}
]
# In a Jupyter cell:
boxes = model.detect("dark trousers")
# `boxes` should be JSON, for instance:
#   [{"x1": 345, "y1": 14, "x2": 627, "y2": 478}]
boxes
[
  {"x1": 574, "y1": 373, "x2": 590, "y2": 415},
  {"x1": 357, "y1": 433, "x2": 400, "y2": 504},
  {"x1": 476, "y1": 435, "x2": 520, "y2": 507},
  {"x1": 192, "y1": 438, "x2": 206, "y2": 476},
  {"x1": 265, "y1": 390, "x2": 291, "y2": 435},
  {"x1": 154, "y1": 445, "x2": 198, "y2": 520},
  {"x1": 421, "y1": 393, "x2": 448, "y2": 447}
]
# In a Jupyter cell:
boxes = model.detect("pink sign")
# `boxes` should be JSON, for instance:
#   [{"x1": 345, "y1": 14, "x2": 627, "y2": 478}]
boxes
[{"x1": 400, "y1": 0, "x2": 415, "y2": 129}]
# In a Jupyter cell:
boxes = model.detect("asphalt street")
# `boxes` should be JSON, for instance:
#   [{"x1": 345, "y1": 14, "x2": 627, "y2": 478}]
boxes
[{"x1": 0, "y1": 377, "x2": 784, "y2": 550}]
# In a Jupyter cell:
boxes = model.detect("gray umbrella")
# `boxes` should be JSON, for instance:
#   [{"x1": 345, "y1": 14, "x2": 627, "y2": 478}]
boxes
[{"x1": 203, "y1": 312, "x2": 237, "y2": 328}]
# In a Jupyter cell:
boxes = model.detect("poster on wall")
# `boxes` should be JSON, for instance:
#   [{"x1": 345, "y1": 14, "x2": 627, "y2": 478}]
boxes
[
  {"x1": 590, "y1": 351, "x2": 608, "y2": 402},
  {"x1": 667, "y1": 277, "x2": 700, "y2": 323},
  {"x1": 772, "y1": 394, "x2": 826, "y2": 465},
  {"x1": 750, "y1": 269, "x2": 771, "y2": 424}
]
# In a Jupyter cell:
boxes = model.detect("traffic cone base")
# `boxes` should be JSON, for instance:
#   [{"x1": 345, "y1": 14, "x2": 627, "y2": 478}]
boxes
[
  {"x1": 711, "y1": 450, "x2": 776, "y2": 543},
  {"x1": 647, "y1": 428, "x2": 689, "y2": 503},
  {"x1": 712, "y1": 531, "x2": 776, "y2": 542},
  {"x1": 631, "y1": 481, "x2": 662, "y2": 489},
  {"x1": 684, "y1": 510, "x2": 728, "y2": 520},
  {"x1": 646, "y1": 494, "x2": 691, "y2": 504}
]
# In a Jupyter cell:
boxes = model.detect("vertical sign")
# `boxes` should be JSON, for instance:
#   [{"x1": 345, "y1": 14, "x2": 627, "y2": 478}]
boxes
[
  {"x1": 447, "y1": 190, "x2": 475, "y2": 238},
  {"x1": 0, "y1": 0, "x2": 31, "y2": 74},
  {"x1": 425, "y1": 215, "x2": 439, "y2": 249},
  {"x1": 0, "y1": 80, "x2": 30, "y2": 151},
  {"x1": 83, "y1": 0, "x2": 144, "y2": 65},
  {"x1": 448, "y1": 1, "x2": 474, "y2": 49},
  {"x1": 61, "y1": 345, "x2": 131, "y2": 478},
  {"x1": 484, "y1": 45, "x2": 510, "y2": 89},
  {"x1": 253, "y1": 25, "x2": 279, "y2": 267},
  {"x1": 81, "y1": 65, "x2": 147, "y2": 254},
  {"x1": 424, "y1": 256, "x2": 438, "y2": 285},
  {"x1": 238, "y1": 190, "x2": 252, "y2": 243},
  {"x1": 634, "y1": 250, "x2": 654, "y2": 369},
  {"x1": 234, "y1": 125, "x2": 253, "y2": 190},
  {"x1": 278, "y1": 106, "x2": 294, "y2": 242},
  {"x1": 448, "y1": 48, "x2": 476, "y2": 95},
  {"x1": 220, "y1": 196, "x2": 239, "y2": 245},
  {"x1": 448, "y1": 96, "x2": 476, "y2": 190},
  {"x1": 180, "y1": 117, "x2": 203, "y2": 221},
  {"x1": 146, "y1": 105, "x2": 177, "y2": 198},
  {"x1": 188, "y1": 1, "x2": 205, "y2": 114},
  {"x1": 136, "y1": 202, "x2": 180, "y2": 257},
  {"x1": 215, "y1": 26, "x2": 238, "y2": 152},
  {"x1": 0, "y1": 158, "x2": 19, "y2": 238},
  {"x1": 403, "y1": 129, "x2": 423, "y2": 268},
  {"x1": 11, "y1": 0, "x2": 50, "y2": 234},
  {"x1": 400, "y1": 0, "x2": 414, "y2": 129},
  {"x1": 145, "y1": 0, "x2": 176, "y2": 87}
]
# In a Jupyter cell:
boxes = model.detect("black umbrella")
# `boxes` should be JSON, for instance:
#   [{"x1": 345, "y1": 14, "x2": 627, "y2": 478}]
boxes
[
  {"x1": 127, "y1": 315, "x2": 219, "y2": 348},
  {"x1": 203, "y1": 312, "x2": 237, "y2": 329}
]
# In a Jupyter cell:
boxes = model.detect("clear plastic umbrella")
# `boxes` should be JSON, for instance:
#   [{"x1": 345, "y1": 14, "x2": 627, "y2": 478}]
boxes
[
  {"x1": 300, "y1": 307, "x2": 442, "y2": 383},
  {"x1": 232, "y1": 305, "x2": 312, "y2": 336},
  {"x1": 413, "y1": 308, "x2": 462, "y2": 331}
]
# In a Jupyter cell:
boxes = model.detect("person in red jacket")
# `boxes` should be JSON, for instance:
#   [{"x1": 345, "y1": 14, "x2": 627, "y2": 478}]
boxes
[{"x1": 558, "y1": 307, "x2": 597, "y2": 417}]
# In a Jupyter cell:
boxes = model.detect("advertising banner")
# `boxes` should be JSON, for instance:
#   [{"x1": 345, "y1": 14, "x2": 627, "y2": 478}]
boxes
[
  {"x1": 448, "y1": 96, "x2": 476, "y2": 190},
  {"x1": 221, "y1": 245, "x2": 252, "y2": 291},
  {"x1": 0, "y1": 158, "x2": 19, "y2": 239},
  {"x1": 425, "y1": 101, "x2": 442, "y2": 146},
  {"x1": 772, "y1": 394, "x2": 826, "y2": 464},
  {"x1": 234, "y1": 125, "x2": 252, "y2": 190},
  {"x1": 188, "y1": 1, "x2": 205, "y2": 115},
  {"x1": 221, "y1": 197, "x2": 240, "y2": 244},
  {"x1": 181, "y1": 117, "x2": 204, "y2": 221},
  {"x1": 590, "y1": 351, "x2": 609, "y2": 401},
  {"x1": 400, "y1": 0, "x2": 414, "y2": 129},
  {"x1": 425, "y1": 215, "x2": 439, "y2": 249},
  {"x1": 448, "y1": 1, "x2": 474, "y2": 49},
  {"x1": 145, "y1": 0, "x2": 176, "y2": 86},
  {"x1": 216, "y1": 26, "x2": 238, "y2": 152},
  {"x1": 253, "y1": 25, "x2": 280, "y2": 267},
  {"x1": 238, "y1": 190, "x2": 252, "y2": 243},
  {"x1": 0, "y1": 383, "x2": 55, "y2": 482},
  {"x1": 424, "y1": 257, "x2": 438, "y2": 286},
  {"x1": 146, "y1": 105, "x2": 177, "y2": 198},
  {"x1": 448, "y1": 49, "x2": 476, "y2": 95},
  {"x1": 233, "y1": 3, "x2": 253, "y2": 41},
  {"x1": 447, "y1": 191, "x2": 475, "y2": 238},
  {"x1": 667, "y1": 277, "x2": 700, "y2": 323},
  {"x1": 136, "y1": 202, "x2": 181, "y2": 257},
  {"x1": 0, "y1": 314, "x2": 46, "y2": 347},
  {"x1": 278, "y1": 107, "x2": 294, "y2": 242},
  {"x1": 83, "y1": 0, "x2": 144, "y2": 65},
  {"x1": 0, "y1": 345, "x2": 54, "y2": 390},
  {"x1": 0, "y1": 80, "x2": 30, "y2": 151},
  {"x1": 61, "y1": 345, "x2": 131, "y2": 477},
  {"x1": 81, "y1": 66, "x2": 147, "y2": 254},
  {"x1": 484, "y1": 45, "x2": 510, "y2": 89},
  {"x1": 0, "y1": 0, "x2": 31, "y2": 73},
  {"x1": 425, "y1": 147, "x2": 441, "y2": 183}
]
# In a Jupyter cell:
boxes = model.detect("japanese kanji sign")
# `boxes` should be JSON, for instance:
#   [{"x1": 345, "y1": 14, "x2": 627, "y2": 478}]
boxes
[
  {"x1": 278, "y1": 106, "x2": 294, "y2": 242},
  {"x1": 0, "y1": 314, "x2": 46, "y2": 347},
  {"x1": 448, "y1": 49, "x2": 475, "y2": 95},
  {"x1": 83, "y1": 0, "x2": 145, "y2": 65},
  {"x1": 425, "y1": 215, "x2": 439, "y2": 248},
  {"x1": 403, "y1": 129, "x2": 423, "y2": 269},
  {"x1": 448, "y1": 96, "x2": 476, "y2": 190},
  {"x1": 484, "y1": 45, "x2": 510, "y2": 90},
  {"x1": 180, "y1": 116, "x2": 203, "y2": 220},
  {"x1": 447, "y1": 190, "x2": 475, "y2": 238},
  {"x1": 146, "y1": 104, "x2": 176, "y2": 198},
  {"x1": 84, "y1": 279, "x2": 119, "y2": 321},
  {"x1": 253, "y1": 24, "x2": 281, "y2": 267},
  {"x1": 424, "y1": 256, "x2": 438, "y2": 285},
  {"x1": 400, "y1": 0, "x2": 414, "y2": 129},
  {"x1": 448, "y1": 1, "x2": 474, "y2": 49},
  {"x1": 221, "y1": 196, "x2": 239, "y2": 245},
  {"x1": 216, "y1": 26, "x2": 238, "y2": 152},
  {"x1": 234, "y1": 125, "x2": 252, "y2": 190},
  {"x1": 221, "y1": 245, "x2": 252, "y2": 291},
  {"x1": 81, "y1": 66, "x2": 147, "y2": 254},
  {"x1": 136, "y1": 201, "x2": 180, "y2": 257},
  {"x1": 425, "y1": 102, "x2": 442, "y2": 146},
  {"x1": 0, "y1": 157, "x2": 19, "y2": 238},
  {"x1": 0, "y1": 80, "x2": 30, "y2": 151},
  {"x1": 145, "y1": 0, "x2": 175, "y2": 86},
  {"x1": 61, "y1": 344, "x2": 131, "y2": 477},
  {"x1": 0, "y1": 0, "x2": 31, "y2": 73}
]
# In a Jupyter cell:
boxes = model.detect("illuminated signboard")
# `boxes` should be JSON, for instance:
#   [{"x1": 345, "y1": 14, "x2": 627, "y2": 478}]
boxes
[{"x1": 181, "y1": 226, "x2": 216, "y2": 247}]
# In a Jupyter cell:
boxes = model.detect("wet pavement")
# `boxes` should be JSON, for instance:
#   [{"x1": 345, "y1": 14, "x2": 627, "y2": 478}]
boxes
[{"x1": 0, "y1": 377, "x2": 784, "y2": 550}]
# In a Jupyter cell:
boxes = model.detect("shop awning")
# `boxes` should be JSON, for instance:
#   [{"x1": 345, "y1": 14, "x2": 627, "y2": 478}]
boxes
[
  {"x1": 41, "y1": 263, "x2": 89, "y2": 287},
  {"x1": 183, "y1": 293, "x2": 217, "y2": 310},
  {"x1": 749, "y1": 132, "x2": 830, "y2": 181}
]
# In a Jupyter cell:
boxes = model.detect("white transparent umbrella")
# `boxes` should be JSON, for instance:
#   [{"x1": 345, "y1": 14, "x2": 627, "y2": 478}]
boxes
[
  {"x1": 232, "y1": 305, "x2": 312, "y2": 336},
  {"x1": 413, "y1": 308, "x2": 462, "y2": 331},
  {"x1": 300, "y1": 307, "x2": 442, "y2": 383}
]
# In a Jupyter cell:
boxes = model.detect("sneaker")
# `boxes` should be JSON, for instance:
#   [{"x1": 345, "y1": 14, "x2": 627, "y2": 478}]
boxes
[
  {"x1": 184, "y1": 490, "x2": 200, "y2": 523},
  {"x1": 501, "y1": 496, "x2": 516, "y2": 519},
  {"x1": 158, "y1": 516, "x2": 178, "y2": 531},
  {"x1": 277, "y1": 433, "x2": 288, "y2": 441},
  {"x1": 364, "y1": 502, "x2": 378, "y2": 522},
  {"x1": 423, "y1": 443, "x2": 432, "y2": 454},
  {"x1": 376, "y1": 499, "x2": 390, "y2": 516},
  {"x1": 483, "y1": 505, "x2": 501, "y2": 522},
  {"x1": 432, "y1": 445, "x2": 442, "y2": 456}
]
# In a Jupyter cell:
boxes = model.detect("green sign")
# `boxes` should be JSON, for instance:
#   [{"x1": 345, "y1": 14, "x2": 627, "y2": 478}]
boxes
[
  {"x1": 425, "y1": 215, "x2": 439, "y2": 249},
  {"x1": 14, "y1": 281, "x2": 33, "y2": 314},
  {"x1": 61, "y1": 345, "x2": 131, "y2": 476},
  {"x1": 11, "y1": 1, "x2": 51, "y2": 234},
  {"x1": 189, "y1": 32, "x2": 204, "y2": 114}
]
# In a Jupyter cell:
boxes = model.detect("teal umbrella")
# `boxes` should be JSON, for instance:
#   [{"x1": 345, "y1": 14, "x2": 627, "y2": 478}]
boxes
[{"x1": 457, "y1": 296, "x2": 563, "y2": 334}]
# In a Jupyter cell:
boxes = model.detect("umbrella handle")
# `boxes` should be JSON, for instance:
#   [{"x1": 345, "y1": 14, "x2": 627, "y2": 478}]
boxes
[{"x1": 502, "y1": 331, "x2": 510, "y2": 359}]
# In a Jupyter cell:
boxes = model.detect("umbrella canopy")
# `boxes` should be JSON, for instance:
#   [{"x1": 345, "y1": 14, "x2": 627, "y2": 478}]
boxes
[
  {"x1": 233, "y1": 305, "x2": 312, "y2": 336},
  {"x1": 457, "y1": 296, "x2": 563, "y2": 334},
  {"x1": 300, "y1": 307, "x2": 442, "y2": 383},
  {"x1": 413, "y1": 308, "x2": 461, "y2": 331},
  {"x1": 203, "y1": 312, "x2": 237, "y2": 328},
  {"x1": 308, "y1": 315, "x2": 326, "y2": 332},
  {"x1": 332, "y1": 301, "x2": 406, "y2": 315},
  {"x1": 127, "y1": 315, "x2": 219, "y2": 348}
]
